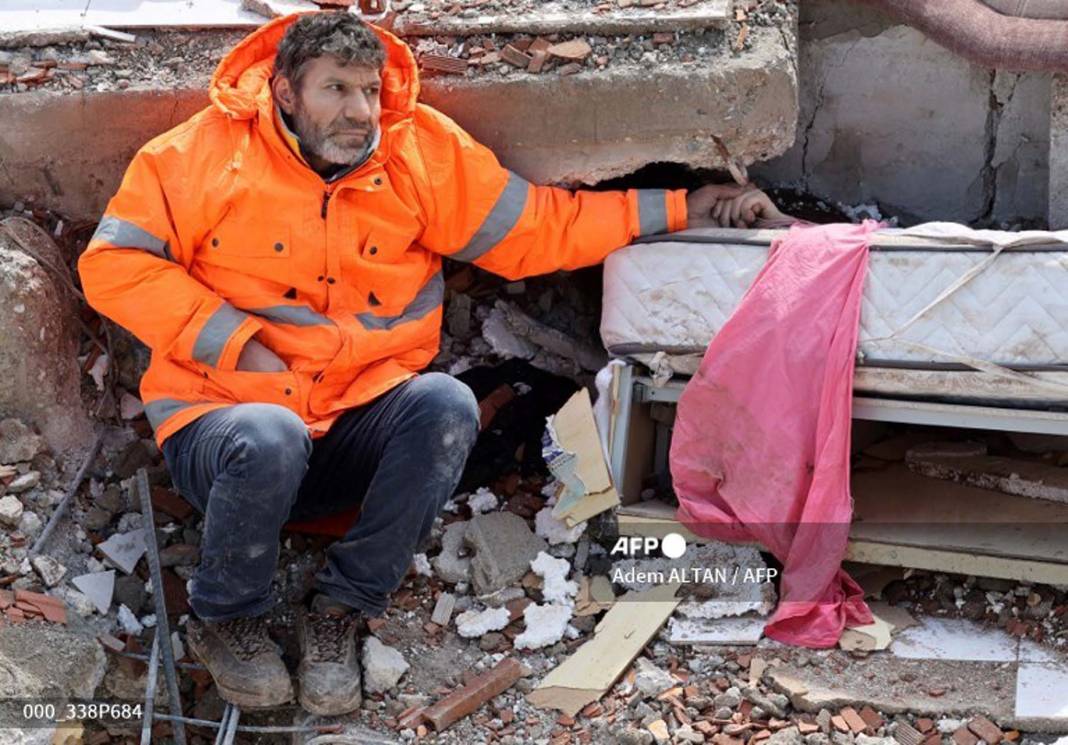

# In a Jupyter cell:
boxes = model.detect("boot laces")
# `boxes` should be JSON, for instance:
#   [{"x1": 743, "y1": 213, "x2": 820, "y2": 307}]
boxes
[
  {"x1": 215, "y1": 615, "x2": 273, "y2": 662},
  {"x1": 305, "y1": 612, "x2": 356, "y2": 663}
]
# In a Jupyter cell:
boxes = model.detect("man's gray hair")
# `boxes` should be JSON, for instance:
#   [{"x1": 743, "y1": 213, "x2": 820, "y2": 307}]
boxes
[{"x1": 274, "y1": 12, "x2": 386, "y2": 90}]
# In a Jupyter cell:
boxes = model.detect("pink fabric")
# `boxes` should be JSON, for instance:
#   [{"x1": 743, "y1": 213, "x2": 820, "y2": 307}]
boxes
[{"x1": 669, "y1": 221, "x2": 880, "y2": 648}]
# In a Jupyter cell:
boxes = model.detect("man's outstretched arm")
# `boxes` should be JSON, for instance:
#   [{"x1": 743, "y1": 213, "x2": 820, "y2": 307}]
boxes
[
  {"x1": 411, "y1": 104, "x2": 748, "y2": 280},
  {"x1": 78, "y1": 149, "x2": 272, "y2": 372}
]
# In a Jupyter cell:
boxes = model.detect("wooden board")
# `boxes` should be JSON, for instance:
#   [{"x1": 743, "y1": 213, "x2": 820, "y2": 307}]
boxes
[{"x1": 618, "y1": 464, "x2": 1068, "y2": 584}]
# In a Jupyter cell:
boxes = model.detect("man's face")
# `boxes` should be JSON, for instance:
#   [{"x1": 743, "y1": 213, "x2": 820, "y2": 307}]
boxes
[{"x1": 277, "y1": 56, "x2": 382, "y2": 167}]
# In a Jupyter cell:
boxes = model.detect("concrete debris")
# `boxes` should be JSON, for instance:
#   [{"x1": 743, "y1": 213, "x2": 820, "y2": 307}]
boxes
[
  {"x1": 534, "y1": 505, "x2": 587, "y2": 544},
  {"x1": 17, "y1": 510, "x2": 41, "y2": 539},
  {"x1": 455, "y1": 606, "x2": 511, "y2": 638},
  {"x1": 0, "y1": 623, "x2": 107, "y2": 699},
  {"x1": 431, "y1": 520, "x2": 471, "y2": 585},
  {"x1": 0, "y1": 494, "x2": 24, "y2": 526},
  {"x1": 464, "y1": 511, "x2": 547, "y2": 595},
  {"x1": 633, "y1": 657, "x2": 675, "y2": 697},
  {"x1": 514, "y1": 603, "x2": 572, "y2": 650},
  {"x1": 411, "y1": 552, "x2": 433, "y2": 577},
  {"x1": 530, "y1": 550, "x2": 578, "y2": 605},
  {"x1": 481, "y1": 306, "x2": 538, "y2": 360},
  {"x1": 30, "y1": 554, "x2": 65, "y2": 587},
  {"x1": 6, "y1": 471, "x2": 40, "y2": 494},
  {"x1": 361, "y1": 636, "x2": 410, "y2": 694},
  {"x1": 116, "y1": 604, "x2": 143, "y2": 635},
  {"x1": 70, "y1": 569, "x2": 115, "y2": 614},
  {"x1": 96, "y1": 528, "x2": 146, "y2": 574},
  {"x1": 240, "y1": 0, "x2": 320, "y2": 18},
  {"x1": 118, "y1": 391, "x2": 144, "y2": 420},
  {"x1": 52, "y1": 586, "x2": 95, "y2": 619},
  {"x1": 466, "y1": 486, "x2": 499, "y2": 515},
  {"x1": 0, "y1": 418, "x2": 45, "y2": 463},
  {"x1": 907, "y1": 447, "x2": 1068, "y2": 505},
  {"x1": 430, "y1": 592, "x2": 456, "y2": 626},
  {"x1": 666, "y1": 613, "x2": 766, "y2": 645}
]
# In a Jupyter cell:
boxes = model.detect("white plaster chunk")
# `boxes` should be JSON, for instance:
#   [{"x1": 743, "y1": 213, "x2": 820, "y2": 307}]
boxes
[
  {"x1": 97, "y1": 529, "x2": 147, "y2": 575},
  {"x1": 361, "y1": 636, "x2": 410, "y2": 694},
  {"x1": 530, "y1": 550, "x2": 577, "y2": 606},
  {"x1": 467, "y1": 487, "x2": 499, "y2": 515},
  {"x1": 455, "y1": 606, "x2": 511, "y2": 638},
  {"x1": 71, "y1": 570, "x2": 115, "y2": 614},
  {"x1": 534, "y1": 506, "x2": 586, "y2": 545},
  {"x1": 514, "y1": 603, "x2": 572, "y2": 650}
]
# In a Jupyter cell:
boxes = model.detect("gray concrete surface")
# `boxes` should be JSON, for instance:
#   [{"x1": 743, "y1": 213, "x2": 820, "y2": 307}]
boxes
[
  {"x1": 1050, "y1": 74, "x2": 1068, "y2": 229},
  {"x1": 751, "y1": 0, "x2": 1052, "y2": 226}
]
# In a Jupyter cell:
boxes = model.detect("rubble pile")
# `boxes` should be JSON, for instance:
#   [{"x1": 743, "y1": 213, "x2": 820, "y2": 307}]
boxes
[{"x1": 0, "y1": 1, "x2": 795, "y2": 93}]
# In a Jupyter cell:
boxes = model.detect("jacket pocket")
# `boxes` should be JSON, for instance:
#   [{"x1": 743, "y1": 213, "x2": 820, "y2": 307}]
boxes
[{"x1": 203, "y1": 220, "x2": 293, "y2": 260}]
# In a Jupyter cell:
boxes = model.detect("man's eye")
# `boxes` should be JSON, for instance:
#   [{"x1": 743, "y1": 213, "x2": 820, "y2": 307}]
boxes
[{"x1": 329, "y1": 84, "x2": 344, "y2": 91}]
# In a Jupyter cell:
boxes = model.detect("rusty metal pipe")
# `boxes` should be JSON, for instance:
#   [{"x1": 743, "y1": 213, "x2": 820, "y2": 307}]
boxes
[{"x1": 854, "y1": 0, "x2": 1068, "y2": 72}]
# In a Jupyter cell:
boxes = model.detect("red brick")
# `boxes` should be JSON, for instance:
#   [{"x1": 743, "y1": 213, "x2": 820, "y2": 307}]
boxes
[
  {"x1": 505, "y1": 597, "x2": 532, "y2": 622},
  {"x1": 859, "y1": 706, "x2": 884, "y2": 732},
  {"x1": 967, "y1": 717, "x2": 1004, "y2": 745},
  {"x1": 148, "y1": 486, "x2": 193, "y2": 520},
  {"x1": 954, "y1": 727, "x2": 980, "y2": 745},
  {"x1": 424, "y1": 658, "x2": 524, "y2": 731},
  {"x1": 840, "y1": 708, "x2": 867, "y2": 734},
  {"x1": 501, "y1": 45, "x2": 533, "y2": 69},
  {"x1": 917, "y1": 719, "x2": 936, "y2": 733},
  {"x1": 0, "y1": 590, "x2": 13, "y2": 609},
  {"x1": 6, "y1": 607, "x2": 25, "y2": 623},
  {"x1": 831, "y1": 716, "x2": 850, "y2": 733}
]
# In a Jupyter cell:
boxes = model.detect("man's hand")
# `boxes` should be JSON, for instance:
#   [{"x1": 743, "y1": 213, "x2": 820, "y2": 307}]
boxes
[
  {"x1": 236, "y1": 337, "x2": 287, "y2": 372},
  {"x1": 712, "y1": 189, "x2": 788, "y2": 228},
  {"x1": 686, "y1": 183, "x2": 758, "y2": 228}
]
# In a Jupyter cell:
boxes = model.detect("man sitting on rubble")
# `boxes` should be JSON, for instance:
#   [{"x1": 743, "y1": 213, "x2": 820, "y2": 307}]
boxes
[{"x1": 78, "y1": 10, "x2": 786, "y2": 715}]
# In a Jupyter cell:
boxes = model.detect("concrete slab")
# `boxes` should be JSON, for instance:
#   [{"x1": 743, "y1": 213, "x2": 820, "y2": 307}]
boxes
[
  {"x1": 1052, "y1": 74, "x2": 1068, "y2": 229},
  {"x1": 0, "y1": 18, "x2": 797, "y2": 220},
  {"x1": 666, "y1": 614, "x2": 766, "y2": 645},
  {"x1": 889, "y1": 617, "x2": 1018, "y2": 663},
  {"x1": 96, "y1": 528, "x2": 146, "y2": 575},
  {"x1": 71, "y1": 570, "x2": 115, "y2": 615},
  {"x1": 0, "y1": 0, "x2": 263, "y2": 32},
  {"x1": 393, "y1": 0, "x2": 731, "y2": 36},
  {"x1": 1015, "y1": 662, "x2": 1068, "y2": 720}
]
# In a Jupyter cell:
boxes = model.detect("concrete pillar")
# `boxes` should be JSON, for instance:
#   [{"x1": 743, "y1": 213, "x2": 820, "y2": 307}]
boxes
[{"x1": 1050, "y1": 74, "x2": 1068, "y2": 229}]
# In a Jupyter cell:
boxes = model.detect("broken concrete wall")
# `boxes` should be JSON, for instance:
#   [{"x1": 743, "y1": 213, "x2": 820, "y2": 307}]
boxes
[
  {"x1": 1050, "y1": 74, "x2": 1068, "y2": 229},
  {"x1": 0, "y1": 14, "x2": 798, "y2": 221},
  {"x1": 751, "y1": 0, "x2": 1052, "y2": 226}
]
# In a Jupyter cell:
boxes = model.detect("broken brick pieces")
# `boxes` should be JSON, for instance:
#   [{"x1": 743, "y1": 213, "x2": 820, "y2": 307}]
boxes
[
  {"x1": 967, "y1": 717, "x2": 1004, "y2": 745},
  {"x1": 150, "y1": 486, "x2": 194, "y2": 521},
  {"x1": 501, "y1": 45, "x2": 534, "y2": 69},
  {"x1": 547, "y1": 40, "x2": 593, "y2": 62},
  {"x1": 1, "y1": 590, "x2": 67, "y2": 625},
  {"x1": 412, "y1": 657, "x2": 525, "y2": 732},
  {"x1": 420, "y1": 54, "x2": 468, "y2": 75}
]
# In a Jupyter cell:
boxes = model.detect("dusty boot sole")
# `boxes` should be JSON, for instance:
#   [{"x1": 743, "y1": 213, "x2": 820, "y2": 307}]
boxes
[
  {"x1": 187, "y1": 634, "x2": 294, "y2": 709},
  {"x1": 297, "y1": 669, "x2": 362, "y2": 717}
]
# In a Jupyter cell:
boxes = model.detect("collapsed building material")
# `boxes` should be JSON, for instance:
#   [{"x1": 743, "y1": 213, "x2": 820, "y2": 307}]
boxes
[
  {"x1": 71, "y1": 569, "x2": 115, "y2": 615},
  {"x1": 455, "y1": 606, "x2": 511, "y2": 638},
  {"x1": 527, "y1": 584, "x2": 680, "y2": 716},
  {"x1": 543, "y1": 388, "x2": 620, "y2": 527},
  {"x1": 464, "y1": 511, "x2": 547, "y2": 595},
  {"x1": 906, "y1": 446, "x2": 1068, "y2": 505},
  {"x1": 96, "y1": 528, "x2": 147, "y2": 575},
  {"x1": 404, "y1": 657, "x2": 525, "y2": 732},
  {"x1": 530, "y1": 551, "x2": 578, "y2": 605},
  {"x1": 430, "y1": 592, "x2": 456, "y2": 626},
  {"x1": 361, "y1": 637, "x2": 410, "y2": 694},
  {"x1": 514, "y1": 603, "x2": 573, "y2": 650},
  {"x1": 534, "y1": 505, "x2": 586, "y2": 545},
  {"x1": 431, "y1": 520, "x2": 470, "y2": 585}
]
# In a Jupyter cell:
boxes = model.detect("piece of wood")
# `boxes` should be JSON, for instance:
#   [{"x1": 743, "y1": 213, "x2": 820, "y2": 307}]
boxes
[
  {"x1": 546, "y1": 389, "x2": 620, "y2": 525},
  {"x1": 527, "y1": 584, "x2": 680, "y2": 716}
]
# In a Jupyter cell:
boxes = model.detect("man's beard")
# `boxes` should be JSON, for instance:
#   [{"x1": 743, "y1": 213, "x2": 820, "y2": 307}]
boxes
[{"x1": 292, "y1": 101, "x2": 373, "y2": 166}]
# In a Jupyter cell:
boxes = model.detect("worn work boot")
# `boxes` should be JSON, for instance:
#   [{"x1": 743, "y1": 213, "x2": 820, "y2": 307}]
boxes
[
  {"x1": 186, "y1": 614, "x2": 294, "y2": 708},
  {"x1": 297, "y1": 594, "x2": 363, "y2": 715}
]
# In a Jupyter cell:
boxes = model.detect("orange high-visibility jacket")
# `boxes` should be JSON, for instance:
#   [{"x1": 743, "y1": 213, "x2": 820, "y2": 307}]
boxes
[{"x1": 78, "y1": 14, "x2": 688, "y2": 447}]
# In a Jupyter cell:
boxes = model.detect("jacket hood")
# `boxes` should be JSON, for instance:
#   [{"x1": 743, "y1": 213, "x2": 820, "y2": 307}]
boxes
[{"x1": 209, "y1": 12, "x2": 421, "y2": 123}]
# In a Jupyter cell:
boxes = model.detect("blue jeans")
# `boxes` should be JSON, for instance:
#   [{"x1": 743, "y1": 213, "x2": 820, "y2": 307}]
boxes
[{"x1": 161, "y1": 373, "x2": 480, "y2": 622}]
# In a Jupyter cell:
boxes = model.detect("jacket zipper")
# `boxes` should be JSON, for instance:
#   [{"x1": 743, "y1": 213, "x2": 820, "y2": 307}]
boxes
[{"x1": 320, "y1": 190, "x2": 331, "y2": 219}]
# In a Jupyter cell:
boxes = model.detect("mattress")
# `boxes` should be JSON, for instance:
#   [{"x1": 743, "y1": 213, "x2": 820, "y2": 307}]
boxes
[{"x1": 601, "y1": 225, "x2": 1068, "y2": 403}]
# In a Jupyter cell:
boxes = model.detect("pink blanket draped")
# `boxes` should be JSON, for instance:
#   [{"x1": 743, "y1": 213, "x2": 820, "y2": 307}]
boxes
[{"x1": 669, "y1": 221, "x2": 879, "y2": 647}]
